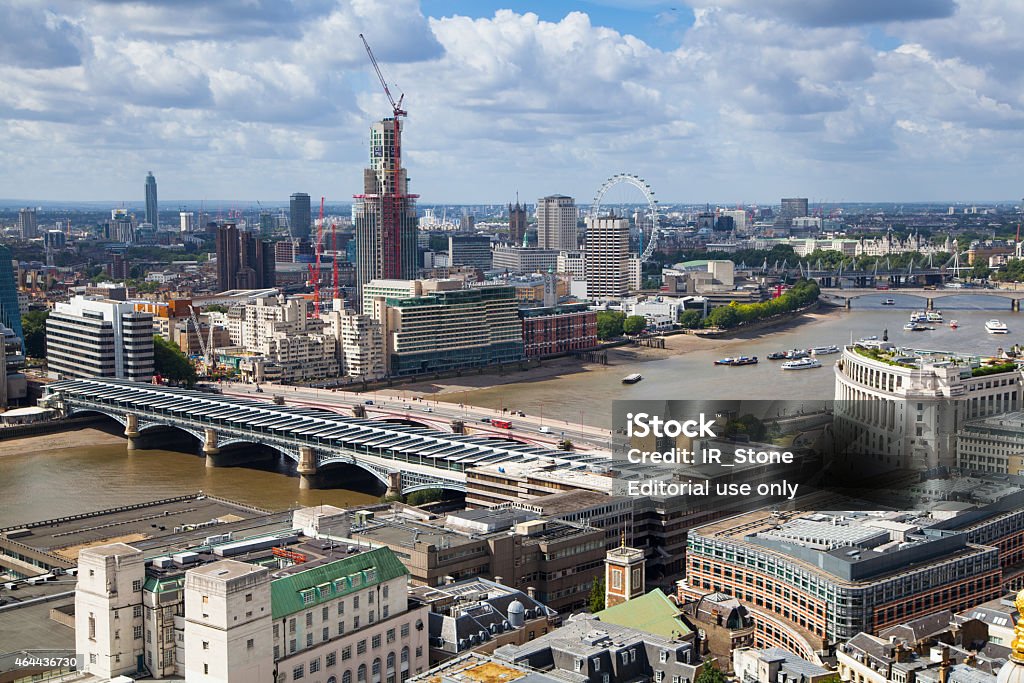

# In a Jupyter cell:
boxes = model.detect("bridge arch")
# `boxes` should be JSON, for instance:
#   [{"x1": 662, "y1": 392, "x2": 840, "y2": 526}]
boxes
[
  {"x1": 379, "y1": 417, "x2": 432, "y2": 430},
  {"x1": 66, "y1": 406, "x2": 128, "y2": 428}
]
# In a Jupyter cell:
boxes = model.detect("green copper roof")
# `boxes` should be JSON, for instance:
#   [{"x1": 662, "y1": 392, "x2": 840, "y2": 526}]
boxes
[
  {"x1": 595, "y1": 589, "x2": 693, "y2": 640},
  {"x1": 270, "y1": 547, "x2": 408, "y2": 620}
]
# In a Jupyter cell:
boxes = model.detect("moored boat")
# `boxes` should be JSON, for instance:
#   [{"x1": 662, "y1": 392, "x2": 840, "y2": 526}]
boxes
[
  {"x1": 949, "y1": 320, "x2": 959, "y2": 329},
  {"x1": 881, "y1": 299, "x2": 895, "y2": 306},
  {"x1": 622, "y1": 373, "x2": 643, "y2": 384},
  {"x1": 809, "y1": 345, "x2": 840, "y2": 355},
  {"x1": 715, "y1": 356, "x2": 758, "y2": 366},
  {"x1": 781, "y1": 358, "x2": 822, "y2": 370}
]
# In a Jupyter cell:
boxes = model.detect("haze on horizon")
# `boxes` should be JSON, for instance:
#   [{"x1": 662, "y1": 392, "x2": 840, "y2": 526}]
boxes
[{"x1": 1, "y1": 0, "x2": 1022, "y2": 205}]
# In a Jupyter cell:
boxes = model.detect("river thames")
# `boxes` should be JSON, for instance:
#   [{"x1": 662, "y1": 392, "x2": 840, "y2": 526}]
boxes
[{"x1": 2, "y1": 294, "x2": 1018, "y2": 524}]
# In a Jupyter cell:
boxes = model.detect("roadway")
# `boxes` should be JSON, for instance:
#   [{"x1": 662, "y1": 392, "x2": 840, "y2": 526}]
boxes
[{"x1": 213, "y1": 381, "x2": 613, "y2": 454}]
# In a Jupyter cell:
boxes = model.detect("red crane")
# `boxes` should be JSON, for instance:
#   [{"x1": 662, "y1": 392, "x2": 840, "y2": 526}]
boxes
[
  {"x1": 359, "y1": 33, "x2": 415, "y2": 279},
  {"x1": 314, "y1": 196, "x2": 324, "y2": 316}
]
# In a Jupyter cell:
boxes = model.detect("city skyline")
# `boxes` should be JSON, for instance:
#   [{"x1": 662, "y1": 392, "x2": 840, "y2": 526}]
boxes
[{"x1": 1, "y1": 1, "x2": 1022, "y2": 204}]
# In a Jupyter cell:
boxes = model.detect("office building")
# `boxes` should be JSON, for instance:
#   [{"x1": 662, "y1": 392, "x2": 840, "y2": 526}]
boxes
[
  {"x1": 17, "y1": 207, "x2": 38, "y2": 239},
  {"x1": 73, "y1": 515, "x2": 430, "y2": 682},
  {"x1": 519, "y1": 304, "x2": 598, "y2": 358},
  {"x1": 678, "y1": 509, "x2": 1003, "y2": 647},
  {"x1": 347, "y1": 504, "x2": 605, "y2": 613},
  {"x1": 290, "y1": 192, "x2": 312, "y2": 241},
  {"x1": 46, "y1": 295, "x2": 154, "y2": 381},
  {"x1": 557, "y1": 250, "x2": 586, "y2": 280},
  {"x1": 491, "y1": 245, "x2": 559, "y2": 274},
  {"x1": 834, "y1": 343, "x2": 1023, "y2": 471},
  {"x1": 536, "y1": 195, "x2": 577, "y2": 250},
  {"x1": 108, "y1": 208, "x2": 137, "y2": 244},
  {"x1": 216, "y1": 223, "x2": 275, "y2": 292},
  {"x1": 179, "y1": 211, "x2": 194, "y2": 233},
  {"x1": 410, "y1": 578, "x2": 558, "y2": 664},
  {"x1": 493, "y1": 614, "x2": 699, "y2": 683},
  {"x1": 719, "y1": 209, "x2": 748, "y2": 234},
  {"x1": 0, "y1": 244, "x2": 24, "y2": 347},
  {"x1": 259, "y1": 210, "x2": 275, "y2": 238},
  {"x1": 779, "y1": 198, "x2": 809, "y2": 225},
  {"x1": 509, "y1": 200, "x2": 528, "y2": 245},
  {"x1": 145, "y1": 171, "x2": 159, "y2": 228},
  {"x1": 958, "y1": 412, "x2": 1024, "y2": 474},
  {"x1": 369, "y1": 282, "x2": 524, "y2": 376},
  {"x1": 584, "y1": 216, "x2": 631, "y2": 299},
  {"x1": 448, "y1": 235, "x2": 492, "y2": 270},
  {"x1": 353, "y1": 118, "x2": 419, "y2": 305}
]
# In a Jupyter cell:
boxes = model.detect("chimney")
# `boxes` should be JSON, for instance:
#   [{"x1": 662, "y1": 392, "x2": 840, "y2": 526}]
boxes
[
  {"x1": 494, "y1": 576, "x2": 503, "y2": 585},
  {"x1": 939, "y1": 645, "x2": 951, "y2": 683},
  {"x1": 527, "y1": 587, "x2": 536, "y2": 599},
  {"x1": 445, "y1": 575, "x2": 455, "y2": 585}
]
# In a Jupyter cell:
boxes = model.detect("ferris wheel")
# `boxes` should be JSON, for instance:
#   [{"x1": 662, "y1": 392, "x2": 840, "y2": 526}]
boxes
[{"x1": 590, "y1": 173, "x2": 661, "y2": 263}]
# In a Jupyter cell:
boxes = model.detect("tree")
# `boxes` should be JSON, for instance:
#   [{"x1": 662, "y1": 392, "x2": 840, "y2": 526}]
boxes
[
  {"x1": 971, "y1": 262, "x2": 993, "y2": 280},
  {"x1": 204, "y1": 304, "x2": 229, "y2": 313},
  {"x1": 678, "y1": 309, "x2": 703, "y2": 329},
  {"x1": 596, "y1": 311, "x2": 626, "y2": 340},
  {"x1": 588, "y1": 576, "x2": 605, "y2": 613},
  {"x1": 406, "y1": 489, "x2": 445, "y2": 506},
  {"x1": 623, "y1": 315, "x2": 647, "y2": 336},
  {"x1": 152, "y1": 335, "x2": 198, "y2": 387},
  {"x1": 21, "y1": 310, "x2": 49, "y2": 359},
  {"x1": 695, "y1": 660, "x2": 727, "y2": 683}
]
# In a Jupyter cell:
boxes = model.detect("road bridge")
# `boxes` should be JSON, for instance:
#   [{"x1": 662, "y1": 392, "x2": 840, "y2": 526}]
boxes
[
  {"x1": 820, "y1": 287, "x2": 1024, "y2": 310},
  {"x1": 40, "y1": 379, "x2": 610, "y2": 494}
]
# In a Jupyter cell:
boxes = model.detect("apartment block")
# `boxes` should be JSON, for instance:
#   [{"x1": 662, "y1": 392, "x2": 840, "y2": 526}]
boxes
[{"x1": 46, "y1": 295, "x2": 154, "y2": 381}]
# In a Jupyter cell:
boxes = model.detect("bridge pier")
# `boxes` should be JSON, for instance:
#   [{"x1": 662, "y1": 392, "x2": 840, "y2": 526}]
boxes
[
  {"x1": 845, "y1": 298, "x2": 851, "y2": 310},
  {"x1": 203, "y1": 428, "x2": 221, "y2": 467},
  {"x1": 124, "y1": 413, "x2": 140, "y2": 451},
  {"x1": 386, "y1": 471, "x2": 402, "y2": 497},
  {"x1": 927, "y1": 298, "x2": 934, "y2": 311},
  {"x1": 1014, "y1": 299, "x2": 1020, "y2": 312},
  {"x1": 297, "y1": 445, "x2": 318, "y2": 490}
]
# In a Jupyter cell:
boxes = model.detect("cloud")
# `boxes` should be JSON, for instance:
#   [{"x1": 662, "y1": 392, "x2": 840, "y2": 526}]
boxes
[
  {"x1": 0, "y1": 3, "x2": 85, "y2": 68},
  {"x1": 688, "y1": 0, "x2": 957, "y2": 27}
]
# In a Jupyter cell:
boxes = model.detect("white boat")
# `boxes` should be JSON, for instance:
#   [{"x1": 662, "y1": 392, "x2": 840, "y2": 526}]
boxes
[
  {"x1": 622, "y1": 373, "x2": 643, "y2": 384},
  {"x1": 986, "y1": 320, "x2": 1009, "y2": 334},
  {"x1": 781, "y1": 358, "x2": 822, "y2": 370},
  {"x1": 881, "y1": 299, "x2": 895, "y2": 306},
  {"x1": 909, "y1": 311, "x2": 929, "y2": 322},
  {"x1": 809, "y1": 345, "x2": 840, "y2": 355},
  {"x1": 926, "y1": 311, "x2": 943, "y2": 322},
  {"x1": 949, "y1": 320, "x2": 959, "y2": 329}
]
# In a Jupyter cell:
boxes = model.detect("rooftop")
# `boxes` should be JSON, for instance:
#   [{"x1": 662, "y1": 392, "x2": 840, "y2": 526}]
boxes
[{"x1": 596, "y1": 589, "x2": 693, "y2": 640}]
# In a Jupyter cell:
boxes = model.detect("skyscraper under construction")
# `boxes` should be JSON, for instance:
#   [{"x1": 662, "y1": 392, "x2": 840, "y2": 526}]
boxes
[{"x1": 353, "y1": 117, "x2": 419, "y2": 309}]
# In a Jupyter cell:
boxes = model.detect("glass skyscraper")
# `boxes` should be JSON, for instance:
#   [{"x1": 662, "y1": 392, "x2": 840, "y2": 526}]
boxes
[
  {"x1": 145, "y1": 172, "x2": 158, "y2": 228},
  {"x1": 0, "y1": 245, "x2": 24, "y2": 346}
]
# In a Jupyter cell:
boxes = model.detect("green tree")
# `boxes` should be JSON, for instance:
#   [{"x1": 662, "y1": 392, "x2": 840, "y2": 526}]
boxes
[
  {"x1": 21, "y1": 310, "x2": 49, "y2": 359},
  {"x1": 588, "y1": 576, "x2": 605, "y2": 613},
  {"x1": 152, "y1": 335, "x2": 198, "y2": 387},
  {"x1": 695, "y1": 660, "x2": 727, "y2": 683},
  {"x1": 678, "y1": 309, "x2": 703, "y2": 329},
  {"x1": 406, "y1": 489, "x2": 445, "y2": 506},
  {"x1": 971, "y1": 262, "x2": 993, "y2": 280},
  {"x1": 204, "y1": 304, "x2": 229, "y2": 313},
  {"x1": 596, "y1": 311, "x2": 626, "y2": 340},
  {"x1": 623, "y1": 315, "x2": 647, "y2": 336}
]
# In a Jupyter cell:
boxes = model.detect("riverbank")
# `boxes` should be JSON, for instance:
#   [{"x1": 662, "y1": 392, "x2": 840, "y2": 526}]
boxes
[
  {"x1": 0, "y1": 426, "x2": 124, "y2": 458},
  {"x1": 393, "y1": 307, "x2": 838, "y2": 397}
]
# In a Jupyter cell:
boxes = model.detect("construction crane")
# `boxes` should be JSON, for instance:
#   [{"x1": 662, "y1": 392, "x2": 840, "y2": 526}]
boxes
[
  {"x1": 187, "y1": 305, "x2": 216, "y2": 374},
  {"x1": 332, "y1": 220, "x2": 340, "y2": 304},
  {"x1": 313, "y1": 197, "x2": 324, "y2": 316},
  {"x1": 359, "y1": 33, "x2": 412, "y2": 279}
]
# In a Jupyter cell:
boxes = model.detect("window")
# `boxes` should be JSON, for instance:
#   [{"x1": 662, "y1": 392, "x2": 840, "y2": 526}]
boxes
[
  {"x1": 358, "y1": 640, "x2": 367, "y2": 655},
  {"x1": 88, "y1": 614, "x2": 96, "y2": 640},
  {"x1": 354, "y1": 616, "x2": 361, "y2": 629},
  {"x1": 306, "y1": 612, "x2": 314, "y2": 627},
  {"x1": 342, "y1": 646, "x2": 352, "y2": 661},
  {"x1": 415, "y1": 647, "x2": 422, "y2": 659},
  {"x1": 401, "y1": 647, "x2": 409, "y2": 664},
  {"x1": 247, "y1": 638, "x2": 255, "y2": 650},
  {"x1": 89, "y1": 654, "x2": 96, "y2": 664},
  {"x1": 246, "y1": 593, "x2": 253, "y2": 602},
  {"x1": 344, "y1": 672, "x2": 352, "y2": 683},
  {"x1": 387, "y1": 628, "x2": 396, "y2": 644},
  {"x1": 368, "y1": 611, "x2": 376, "y2": 625},
  {"x1": 339, "y1": 621, "x2": 345, "y2": 636},
  {"x1": 323, "y1": 606, "x2": 330, "y2": 620},
  {"x1": 307, "y1": 633, "x2": 313, "y2": 647},
  {"x1": 574, "y1": 659, "x2": 583, "y2": 672},
  {"x1": 203, "y1": 641, "x2": 210, "y2": 650},
  {"x1": 290, "y1": 639, "x2": 297, "y2": 654},
  {"x1": 388, "y1": 653, "x2": 396, "y2": 670},
  {"x1": 339, "y1": 601, "x2": 345, "y2": 615},
  {"x1": 311, "y1": 658, "x2": 322, "y2": 674},
  {"x1": 327, "y1": 652, "x2": 337, "y2": 667},
  {"x1": 372, "y1": 635, "x2": 382, "y2": 649},
  {"x1": 660, "y1": 650, "x2": 668, "y2": 663},
  {"x1": 323, "y1": 626, "x2": 330, "y2": 641},
  {"x1": 358, "y1": 664, "x2": 368, "y2": 683},
  {"x1": 373, "y1": 658, "x2": 382, "y2": 676},
  {"x1": 368, "y1": 591, "x2": 375, "y2": 604},
  {"x1": 593, "y1": 658, "x2": 600, "y2": 671},
  {"x1": 274, "y1": 624, "x2": 280, "y2": 639},
  {"x1": 204, "y1": 664, "x2": 209, "y2": 675},
  {"x1": 132, "y1": 580, "x2": 142, "y2": 591},
  {"x1": 354, "y1": 596, "x2": 360, "y2": 609},
  {"x1": 134, "y1": 626, "x2": 143, "y2": 640},
  {"x1": 274, "y1": 645, "x2": 280, "y2": 660},
  {"x1": 401, "y1": 624, "x2": 409, "y2": 638},
  {"x1": 383, "y1": 585, "x2": 389, "y2": 599},
  {"x1": 290, "y1": 618, "x2": 297, "y2": 634},
  {"x1": 383, "y1": 605, "x2": 389, "y2": 618},
  {"x1": 133, "y1": 605, "x2": 142, "y2": 618},
  {"x1": 294, "y1": 665, "x2": 305, "y2": 680}
]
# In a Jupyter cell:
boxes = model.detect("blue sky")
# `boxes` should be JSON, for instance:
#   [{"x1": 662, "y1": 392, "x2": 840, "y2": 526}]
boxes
[{"x1": 0, "y1": 0, "x2": 1022, "y2": 205}]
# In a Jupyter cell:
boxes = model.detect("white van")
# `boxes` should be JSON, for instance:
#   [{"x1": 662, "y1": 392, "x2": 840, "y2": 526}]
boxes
[{"x1": 539, "y1": 426, "x2": 551, "y2": 434}]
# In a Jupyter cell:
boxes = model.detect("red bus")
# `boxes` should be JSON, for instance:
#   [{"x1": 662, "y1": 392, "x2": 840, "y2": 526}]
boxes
[{"x1": 491, "y1": 419, "x2": 512, "y2": 429}]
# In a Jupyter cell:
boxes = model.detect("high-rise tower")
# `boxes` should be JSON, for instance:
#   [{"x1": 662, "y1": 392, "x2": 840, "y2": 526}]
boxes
[
  {"x1": 289, "y1": 192, "x2": 311, "y2": 242},
  {"x1": 144, "y1": 172, "x2": 158, "y2": 228},
  {"x1": 353, "y1": 117, "x2": 419, "y2": 306},
  {"x1": 537, "y1": 195, "x2": 577, "y2": 250},
  {"x1": 509, "y1": 199, "x2": 528, "y2": 245}
]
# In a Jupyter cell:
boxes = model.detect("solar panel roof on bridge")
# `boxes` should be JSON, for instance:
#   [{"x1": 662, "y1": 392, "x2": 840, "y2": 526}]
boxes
[{"x1": 47, "y1": 379, "x2": 609, "y2": 469}]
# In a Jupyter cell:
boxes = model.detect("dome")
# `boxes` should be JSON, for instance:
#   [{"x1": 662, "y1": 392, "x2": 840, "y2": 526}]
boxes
[
  {"x1": 508, "y1": 600, "x2": 525, "y2": 614},
  {"x1": 996, "y1": 589, "x2": 1024, "y2": 683}
]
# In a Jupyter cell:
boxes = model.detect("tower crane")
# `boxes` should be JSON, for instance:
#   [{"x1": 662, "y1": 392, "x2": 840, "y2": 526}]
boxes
[
  {"x1": 187, "y1": 305, "x2": 216, "y2": 374},
  {"x1": 359, "y1": 33, "x2": 409, "y2": 279}
]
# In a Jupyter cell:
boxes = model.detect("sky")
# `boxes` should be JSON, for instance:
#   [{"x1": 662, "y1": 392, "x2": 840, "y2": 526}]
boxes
[{"x1": 2, "y1": 0, "x2": 1023, "y2": 205}]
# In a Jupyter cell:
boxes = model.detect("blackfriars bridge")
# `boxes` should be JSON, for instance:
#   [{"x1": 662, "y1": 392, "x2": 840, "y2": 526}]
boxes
[{"x1": 40, "y1": 379, "x2": 610, "y2": 494}]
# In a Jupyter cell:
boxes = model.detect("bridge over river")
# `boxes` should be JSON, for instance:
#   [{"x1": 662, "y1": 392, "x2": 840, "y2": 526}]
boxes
[
  {"x1": 40, "y1": 379, "x2": 610, "y2": 494},
  {"x1": 820, "y1": 287, "x2": 1024, "y2": 310}
]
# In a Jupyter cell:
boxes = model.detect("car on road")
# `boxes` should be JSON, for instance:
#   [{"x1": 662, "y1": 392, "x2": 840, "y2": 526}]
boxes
[
  {"x1": 516, "y1": 411, "x2": 526, "y2": 417},
  {"x1": 480, "y1": 418, "x2": 491, "y2": 423},
  {"x1": 364, "y1": 400, "x2": 374, "y2": 405},
  {"x1": 539, "y1": 426, "x2": 551, "y2": 433},
  {"x1": 424, "y1": 407, "x2": 433, "y2": 412}
]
